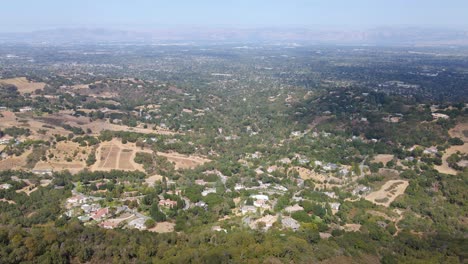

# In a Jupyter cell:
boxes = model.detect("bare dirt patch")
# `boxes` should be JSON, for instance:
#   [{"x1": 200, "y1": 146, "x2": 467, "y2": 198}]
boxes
[
  {"x1": 156, "y1": 152, "x2": 210, "y2": 170},
  {"x1": 365, "y1": 180, "x2": 409, "y2": 207},
  {"x1": 291, "y1": 166, "x2": 343, "y2": 189},
  {"x1": 372, "y1": 154, "x2": 394, "y2": 165},
  {"x1": 449, "y1": 122, "x2": 468, "y2": 142},
  {"x1": 342, "y1": 223, "x2": 361, "y2": 232},
  {"x1": 145, "y1": 174, "x2": 163, "y2": 186},
  {"x1": 0, "y1": 77, "x2": 46, "y2": 94},
  {"x1": 92, "y1": 139, "x2": 146, "y2": 172},
  {"x1": 148, "y1": 221, "x2": 175, "y2": 233}
]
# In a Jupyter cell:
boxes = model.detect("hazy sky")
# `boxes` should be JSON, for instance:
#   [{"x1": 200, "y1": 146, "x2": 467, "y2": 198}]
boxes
[{"x1": 1, "y1": 0, "x2": 467, "y2": 32}]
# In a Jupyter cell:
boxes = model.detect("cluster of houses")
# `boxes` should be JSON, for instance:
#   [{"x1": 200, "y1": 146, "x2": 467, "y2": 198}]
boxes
[{"x1": 65, "y1": 193, "x2": 151, "y2": 231}]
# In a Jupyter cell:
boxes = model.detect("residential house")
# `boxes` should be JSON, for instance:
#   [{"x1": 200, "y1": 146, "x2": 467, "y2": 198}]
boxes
[
  {"x1": 202, "y1": 188, "x2": 217, "y2": 196},
  {"x1": 241, "y1": 205, "x2": 257, "y2": 215},
  {"x1": 285, "y1": 204, "x2": 304, "y2": 213},
  {"x1": 67, "y1": 195, "x2": 88, "y2": 204},
  {"x1": 90, "y1": 208, "x2": 109, "y2": 221},
  {"x1": 0, "y1": 183, "x2": 12, "y2": 190},
  {"x1": 158, "y1": 199, "x2": 178, "y2": 208},
  {"x1": 282, "y1": 216, "x2": 300, "y2": 231},
  {"x1": 128, "y1": 218, "x2": 147, "y2": 230}
]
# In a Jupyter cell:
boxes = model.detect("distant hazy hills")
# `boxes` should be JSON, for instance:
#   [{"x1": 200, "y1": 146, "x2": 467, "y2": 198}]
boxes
[{"x1": 1, "y1": 27, "x2": 468, "y2": 46}]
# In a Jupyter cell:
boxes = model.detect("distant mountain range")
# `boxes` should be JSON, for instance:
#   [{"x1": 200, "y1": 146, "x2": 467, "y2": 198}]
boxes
[{"x1": 1, "y1": 27, "x2": 468, "y2": 46}]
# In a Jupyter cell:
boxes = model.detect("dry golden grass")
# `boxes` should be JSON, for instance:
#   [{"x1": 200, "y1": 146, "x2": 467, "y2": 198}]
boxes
[
  {"x1": 449, "y1": 121, "x2": 468, "y2": 142},
  {"x1": 372, "y1": 154, "x2": 394, "y2": 165},
  {"x1": 148, "y1": 222, "x2": 175, "y2": 233},
  {"x1": 156, "y1": 151, "x2": 210, "y2": 170},
  {"x1": 290, "y1": 166, "x2": 343, "y2": 189},
  {"x1": 34, "y1": 141, "x2": 88, "y2": 174},
  {"x1": 0, "y1": 149, "x2": 32, "y2": 170},
  {"x1": 0, "y1": 77, "x2": 45, "y2": 94}
]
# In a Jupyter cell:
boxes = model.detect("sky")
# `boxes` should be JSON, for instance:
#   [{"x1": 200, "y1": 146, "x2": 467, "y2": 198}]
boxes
[{"x1": 1, "y1": 0, "x2": 468, "y2": 32}]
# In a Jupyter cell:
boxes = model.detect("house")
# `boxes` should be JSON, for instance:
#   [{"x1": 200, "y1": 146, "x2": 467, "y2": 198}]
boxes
[
  {"x1": 432, "y1": 113, "x2": 449, "y2": 120},
  {"x1": 255, "y1": 168, "x2": 264, "y2": 175},
  {"x1": 282, "y1": 216, "x2": 300, "y2": 231},
  {"x1": 194, "y1": 201, "x2": 207, "y2": 209},
  {"x1": 90, "y1": 208, "x2": 109, "y2": 221},
  {"x1": 253, "y1": 199, "x2": 268, "y2": 208},
  {"x1": 81, "y1": 203, "x2": 100, "y2": 214},
  {"x1": 267, "y1": 165, "x2": 278, "y2": 173},
  {"x1": 166, "y1": 189, "x2": 182, "y2": 196},
  {"x1": 250, "y1": 215, "x2": 277, "y2": 230},
  {"x1": 128, "y1": 218, "x2": 147, "y2": 230},
  {"x1": 99, "y1": 220, "x2": 119, "y2": 229},
  {"x1": 352, "y1": 185, "x2": 371, "y2": 196},
  {"x1": 338, "y1": 168, "x2": 350, "y2": 176},
  {"x1": 241, "y1": 205, "x2": 257, "y2": 215},
  {"x1": 330, "y1": 202, "x2": 341, "y2": 211},
  {"x1": 211, "y1": 226, "x2": 227, "y2": 232},
  {"x1": 291, "y1": 131, "x2": 302, "y2": 137},
  {"x1": 77, "y1": 215, "x2": 91, "y2": 222},
  {"x1": 423, "y1": 147, "x2": 438, "y2": 155},
  {"x1": 158, "y1": 199, "x2": 178, "y2": 208},
  {"x1": 324, "y1": 192, "x2": 337, "y2": 199},
  {"x1": 202, "y1": 188, "x2": 217, "y2": 196},
  {"x1": 32, "y1": 169, "x2": 52, "y2": 175},
  {"x1": 19, "y1": 107, "x2": 33, "y2": 112},
  {"x1": 195, "y1": 179, "x2": 207, "y2": 186},
  {"x1": 67, "y1": 195, "x2": 88, "y2": 204},
  {"x1": 323, "y1": 163, "x2": 338, "y2": 171},
  {"x1": 285, "y1": 204, "x2": 304, "y2": 213},
  {"x1": 296, "y1": 178, "x2": 304, "y2": 188},
  {"x1": 234, "y1": 183, "x2": 245, "y2": 191},
  {"x1": 0, "y1": 135, "x2": 13, "y2": 145},
  {"x1": 251, "y1": 194, "x2": 269, "y2": 201},
  {"x1": 0, "y1": 183, "x2": 12, "y2": 190}
]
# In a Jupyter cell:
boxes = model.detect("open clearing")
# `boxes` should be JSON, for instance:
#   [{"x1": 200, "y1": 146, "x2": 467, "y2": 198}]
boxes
[
  {"x1": 145, "y1": 174, "x2": 163, "y2": 186},
  {"x1": 0, "y1": 149, "x2": 32, "y2": 170},
  {"x1": 34, "y1": 141, "x2": 88, "y2": 174},
  {"x1": 0, "y1": 77, "x2": 46, "y2": 94},
  {"x1": 156, "y1": 152, "x2": 210, "y2": 170},
  {"x1": 341, "y1": 223, "x2": 361, "y2": 232},
  {"x1": 291, "y1": 166, "x2": 343, "y2": 189},
  {"x1": 449, "y1": 121, "x2": 468, "y2": 142},
  {"x1": 0, "y1": 111, "x2": 74, "y2": 140},
  {"x1": 91, "y1": 139, "x2": 146, "y2": 172},
  {"x1": 148, "y1": 221, "x2": 175, "y2": 233},
  {"x1": 0, "y1": 198, "x2": 16, "y2": 204},
  {"x1": 365, "y1": 180, "x2": 409, "y2": 207},
  {"x1": 372, "y1": 154, "x2": 394, "y2": 165}
]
